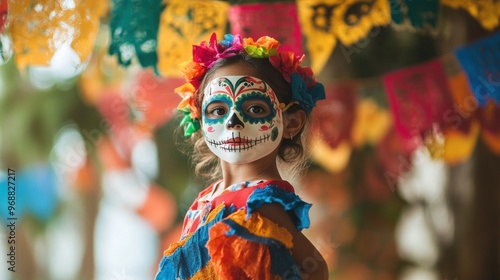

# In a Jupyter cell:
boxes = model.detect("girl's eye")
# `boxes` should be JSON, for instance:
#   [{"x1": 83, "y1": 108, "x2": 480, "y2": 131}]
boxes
[
  {"x1": 205, "y1": 101, "x2": 228, "y2": 119},
  {"x1": 245, "y1": 101, "x2": 270, "y2": 117},
  {"x1": 248, "y1": 105, "x2": 264, "y2": 114},
  {"x1": 211, "y1": 108, "x2": 226, "y2": 116}
]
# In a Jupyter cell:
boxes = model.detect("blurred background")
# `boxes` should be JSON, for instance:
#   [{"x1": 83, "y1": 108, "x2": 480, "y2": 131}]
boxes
[{"x1": 0, "y1": 0, "x2": 499, "y2": 279}]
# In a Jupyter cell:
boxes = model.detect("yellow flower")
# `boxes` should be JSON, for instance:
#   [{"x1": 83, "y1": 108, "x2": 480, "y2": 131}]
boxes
[
  {"x1": 254, "y1": 36, "x2": 280, "y2": 50},
  {"x1": 174, "y1": 83, "x2": 201, "y2": 119},
  {"x1": 243, "y1": 36, "x2": 280, "y2": 58}
]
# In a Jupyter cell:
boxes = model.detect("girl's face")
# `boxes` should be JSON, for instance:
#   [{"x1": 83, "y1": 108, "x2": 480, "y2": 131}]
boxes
[{"x1": 201, "y1": 74, "x2": 283, "y2": 164}]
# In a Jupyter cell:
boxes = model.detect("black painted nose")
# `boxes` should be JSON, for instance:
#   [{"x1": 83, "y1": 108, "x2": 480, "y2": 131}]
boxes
[{"x1": 226, "y1": 113, "x2": 244, "y2": 130}]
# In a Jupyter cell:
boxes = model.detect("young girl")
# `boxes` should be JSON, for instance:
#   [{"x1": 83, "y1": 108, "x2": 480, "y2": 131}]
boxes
[{"x1": 155, "y1": 33, "x2": 328, "y2": 280}]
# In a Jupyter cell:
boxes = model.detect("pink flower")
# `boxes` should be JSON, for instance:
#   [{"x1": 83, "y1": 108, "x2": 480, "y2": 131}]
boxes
[{"x1": 192, "y1": 33, "x2": 243, "y2": 68}]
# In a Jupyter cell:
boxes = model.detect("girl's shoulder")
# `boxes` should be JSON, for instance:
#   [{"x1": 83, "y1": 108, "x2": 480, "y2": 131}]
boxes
[
  {"x1": 245, "y1": 179, "x2": 311, "y2": 231},
  {"x1": 241, "y1": 179, "x2": 295, "y2": 192},
  {"x1": 220, "y1": 179, "x2": 296, "y2": 199}
]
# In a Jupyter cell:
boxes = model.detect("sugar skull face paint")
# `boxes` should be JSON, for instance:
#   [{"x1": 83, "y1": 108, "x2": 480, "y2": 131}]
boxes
[{"x1": 202, "y1": 75, "x2": 283, "y2": 164}]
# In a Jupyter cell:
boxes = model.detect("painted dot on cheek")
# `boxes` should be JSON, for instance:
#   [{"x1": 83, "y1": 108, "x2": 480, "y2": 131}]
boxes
[
  {"x1": 207, "y1": 126, "x2": 215, "y2": 132},
  {"x1": 260, "y1": 125, "x2": 269, "y2": 131}
]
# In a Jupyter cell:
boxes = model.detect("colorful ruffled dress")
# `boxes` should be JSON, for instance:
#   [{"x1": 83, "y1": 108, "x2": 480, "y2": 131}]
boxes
[{"x1": 155, "y1": 179, "x2": 311, "y2": 280}]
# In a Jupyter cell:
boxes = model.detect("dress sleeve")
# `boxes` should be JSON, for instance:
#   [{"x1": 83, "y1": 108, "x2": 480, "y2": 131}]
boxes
[
  {"x1": 246, "y1": 184, "x2": 312, "y2": 230},
  {"x1": 206, "y1": 210, "x2": 302, "y2": 280}
]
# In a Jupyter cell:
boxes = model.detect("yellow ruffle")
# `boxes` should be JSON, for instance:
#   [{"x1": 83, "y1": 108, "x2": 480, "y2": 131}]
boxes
[
  {"x1": 228, "y1": 210, "x2": 293, "y2": 249},
  {"x1": 190, "y1": 262, "x2": 218, "y2": 280}
]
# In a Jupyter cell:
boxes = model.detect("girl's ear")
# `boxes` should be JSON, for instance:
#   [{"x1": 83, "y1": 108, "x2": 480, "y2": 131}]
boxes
[{"x1": 283, "y1": 110, "x2": 307, "y2": 139}]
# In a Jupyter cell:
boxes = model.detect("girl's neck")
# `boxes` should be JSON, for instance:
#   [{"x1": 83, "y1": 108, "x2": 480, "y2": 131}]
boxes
[{"x1": 219, "y1": 156, "x2": 282, "y2": 189}]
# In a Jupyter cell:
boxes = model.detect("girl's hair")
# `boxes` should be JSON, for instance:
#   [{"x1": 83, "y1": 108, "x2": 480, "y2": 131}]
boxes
[{"x1": 180, "y1": 53, "x2": 311, "y2": 183}]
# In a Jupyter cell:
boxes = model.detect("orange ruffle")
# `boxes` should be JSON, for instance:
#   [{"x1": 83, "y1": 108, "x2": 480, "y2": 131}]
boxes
[
  {"x1": 207, "y1": 222, "x2": 272, "y2": 280},
  {"x1": 206, "y1": 210, "x2": 295, "y2": 280}
]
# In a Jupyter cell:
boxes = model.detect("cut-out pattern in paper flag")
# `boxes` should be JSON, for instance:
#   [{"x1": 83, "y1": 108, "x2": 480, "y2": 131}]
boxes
[
  {"x1": 10, "y1": 0, "x2": 107, "y2": 68},
  {"x1": 383, "y1": 59, "x2": 454, "y2": 147},
  {"x1": 454, "y1": 32, "x2": 500, "y2": 106},
  {"x1": 229, "y1": 2, "x2": 303, "y2": 55},
  {"x1": 157, "y1": 0, "x2": 229, "y2": 77},
  {"x1": 442, "y1": 0, "x2": 500, "y2": 31},
  {"x1": 332, "y1": 0, "x2": 391, "y2": 46},
  {"x1": 297, "y1": 0, "x2": 337, "y2": 75},
  {"x1": 108, "y1": 0, "x2": 161, "y2": 70},
  {"x1": 389, "y1": 0, "x2": 439, "y2": 30},
  {"x1": 298, "y1": 0, "x2": 390, "y2": 74}
]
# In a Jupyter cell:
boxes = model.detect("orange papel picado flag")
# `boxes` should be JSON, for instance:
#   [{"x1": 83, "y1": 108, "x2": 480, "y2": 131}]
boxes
[{"x1": 9, "y1": 0, "x2": 107, "y2": 69}]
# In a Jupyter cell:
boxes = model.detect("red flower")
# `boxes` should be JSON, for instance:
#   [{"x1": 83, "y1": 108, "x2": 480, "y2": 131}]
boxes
[
  {"x1": 269, "y1": 51, "x2": 304, "y2": 82},
  {"x1": 296, "y1": 66, "x2": 317, "y2": 88}
]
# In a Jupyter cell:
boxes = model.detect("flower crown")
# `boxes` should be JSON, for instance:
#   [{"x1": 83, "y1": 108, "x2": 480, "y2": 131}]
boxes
[{"x1": 175, "y1": 32, "x2": 325, "y2": 137}]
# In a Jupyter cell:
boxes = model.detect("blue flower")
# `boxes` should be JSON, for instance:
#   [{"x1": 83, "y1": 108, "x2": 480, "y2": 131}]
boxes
[
  {"x1": 290, "y1": 72, "x2": 325, "y2": 115},
  {"x1": 220, "y1": 34, "x2": 235, "y2": 48}
]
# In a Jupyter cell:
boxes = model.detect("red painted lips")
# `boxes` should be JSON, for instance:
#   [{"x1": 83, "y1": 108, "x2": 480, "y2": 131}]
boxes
[{"x1": 222, "y1": 137, "x2": 250, "y2": 145}]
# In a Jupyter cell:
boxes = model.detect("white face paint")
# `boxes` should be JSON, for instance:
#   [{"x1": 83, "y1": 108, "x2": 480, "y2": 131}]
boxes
[{"x1": 202, "y1": 75, "x2": 283, "y2": 164}]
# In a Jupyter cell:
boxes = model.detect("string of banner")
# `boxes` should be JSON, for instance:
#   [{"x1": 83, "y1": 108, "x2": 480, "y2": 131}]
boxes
[{"x1": 1, "y1": 0, "x2": 500, "y2": 171}]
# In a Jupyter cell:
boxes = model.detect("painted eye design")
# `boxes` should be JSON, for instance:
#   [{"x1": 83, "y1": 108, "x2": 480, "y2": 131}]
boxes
[
  {"x1": 202, "y1": 94, "x2": 233, "y2": 124},
  {"x1": 235, "y1": 94, "x2": 276, "y2": 124}
]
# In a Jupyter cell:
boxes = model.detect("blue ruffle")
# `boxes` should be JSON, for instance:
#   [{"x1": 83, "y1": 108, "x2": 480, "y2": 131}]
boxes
[
  {"x1": 246, "y1": 185, "x2": 312, "y2": 230},
  {"x1": 155, "y1": 205, "x2": 227, "y2": 280}
]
